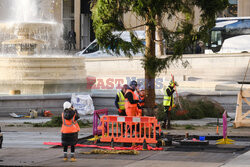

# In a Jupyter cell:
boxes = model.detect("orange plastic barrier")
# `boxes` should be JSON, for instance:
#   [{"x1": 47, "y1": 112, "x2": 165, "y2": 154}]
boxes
[{"x1": 99, "y1": 116, "x2": 161, "y2": 144}]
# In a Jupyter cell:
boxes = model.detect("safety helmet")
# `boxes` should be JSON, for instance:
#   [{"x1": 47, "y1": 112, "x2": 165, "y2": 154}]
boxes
[
  {"x1": 63, "y1": 101, "x2": 72, "y2": 110},
  {"x1": 122, "y1": 84, "x2": 128, "y2": 90},
  {"x1": 129, "y1": 80, "x2": 137, "y2": 87},
  {"x1": 169, "y1": 80, "x2": 178, "y2": 87}
]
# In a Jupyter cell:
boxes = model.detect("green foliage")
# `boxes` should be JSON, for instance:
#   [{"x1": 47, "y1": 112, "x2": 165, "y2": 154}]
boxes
[
  {"x1": 32, "y1": 116, "x2": 92, "y2": 128},
  {"x1": 78, "y1": 121, "x2": 92, "y2": 128},
  {"x1": 92, "y1": 0, "x2": 145, "y2": 58},
  {"x1": 185, "y1": 125, "x2": 195, "y2": 130},
  {"x1": 5, "y1": 124, "x2": 15, "y2": 127},
  {"x1": 33, "y1": 116, "x2": 62, "y2": 127},
  {"x1": 156, "y1": 97, "x2": 224, "y2": 121},
  {"x1": 92, "y1": 0, "x2": 228, "y2": 69},
  {"x1": 92, "y1": 0, "x2": 229, "y2": 75},
  {"x1": 23, "y1": 122, "x2": 32, "y2": 124},
  {"x1": 92, "y1": 0, "x2": 229, "y2": 108}
]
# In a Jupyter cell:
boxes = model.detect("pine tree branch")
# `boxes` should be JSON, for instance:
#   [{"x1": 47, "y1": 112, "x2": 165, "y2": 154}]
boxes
[{"x1": 125, "y1": 24, "x2": 147, "y2": 30}]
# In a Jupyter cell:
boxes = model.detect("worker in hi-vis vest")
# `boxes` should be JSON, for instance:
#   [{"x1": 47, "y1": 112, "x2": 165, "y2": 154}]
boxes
[
  {"x1": 125, "y1": 80, "x2": 143, "y2": 116},
  {"x1": 115, "y1": 84, "x2": 128, "y2": 116},
  {"x1": 163, "y1": 80, "x2": 178, "y2": 129},
  {"x1": 61, "y1": 101, "x2": 80, "y2": 162}
]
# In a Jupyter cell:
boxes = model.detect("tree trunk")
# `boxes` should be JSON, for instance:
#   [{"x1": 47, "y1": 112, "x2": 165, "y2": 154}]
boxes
[
  {"x1": 156, "y1": 15, "x2": 164, "y2": 56},
  {"x1": 144, "y1": 20, "x2": 156, "y2": 116}
]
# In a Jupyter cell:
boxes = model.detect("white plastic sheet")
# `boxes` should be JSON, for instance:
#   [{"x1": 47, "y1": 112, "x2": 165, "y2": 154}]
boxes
[{"x1": 71, "y1": 94, "x2": 95, "y2": 115}]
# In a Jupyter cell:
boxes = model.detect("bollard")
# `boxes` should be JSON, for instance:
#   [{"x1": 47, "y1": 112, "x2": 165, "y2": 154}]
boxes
[
  {"x1": 216, "y1": 117, "x2": 219, "y2": 135},
  {"x1": 216, "y1": 111, "x2": 234, "y2": 144}
]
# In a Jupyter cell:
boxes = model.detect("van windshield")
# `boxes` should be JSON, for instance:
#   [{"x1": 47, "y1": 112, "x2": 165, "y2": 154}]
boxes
[
  {"x1": 83, "y1": 42, "x2": 99, "y2": 54},
  {"x1": 211, "y1": 30, "x2": 222, "y2": 47}
]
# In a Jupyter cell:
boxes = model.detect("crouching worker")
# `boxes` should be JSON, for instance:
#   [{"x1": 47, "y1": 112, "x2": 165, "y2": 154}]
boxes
[{"x1": 61, "y1": 101, "x2": 80, "y2": 162}]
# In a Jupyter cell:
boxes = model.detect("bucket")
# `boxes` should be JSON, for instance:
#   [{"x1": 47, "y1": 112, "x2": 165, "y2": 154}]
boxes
[{"x1": 199, "y1": 136, "x2": 205, "y2": 141}]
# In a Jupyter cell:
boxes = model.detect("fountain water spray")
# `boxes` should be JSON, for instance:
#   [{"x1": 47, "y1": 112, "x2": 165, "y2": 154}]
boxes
[
  {"x1": 0, "y1": 0, "x2": 89, "y2": 95},
  {"x1": 0, "y1": 0, "x2": 63, "y2": 55}
]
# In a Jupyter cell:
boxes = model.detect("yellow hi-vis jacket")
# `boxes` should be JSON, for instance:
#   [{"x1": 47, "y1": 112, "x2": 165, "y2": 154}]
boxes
[
  {"x1": 163, "y1": 87, "x2": 174, "y2": 107},
  {"x1": 117, "y1": 91, "x2": 125, "y2": 110}
]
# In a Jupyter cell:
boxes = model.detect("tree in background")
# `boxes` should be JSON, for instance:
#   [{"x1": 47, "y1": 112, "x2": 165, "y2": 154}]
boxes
[{"x1": 91, "y1": 0, "x2": 229, "y2": 116}]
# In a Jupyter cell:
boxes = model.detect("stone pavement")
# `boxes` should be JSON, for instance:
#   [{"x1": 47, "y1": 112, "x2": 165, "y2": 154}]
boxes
[
  {"x1": 221, "y1": 150, "x2": 250, "y2": 167},
  {"x1": 1, "y1": 146, "x2": 250, "y2": 167},
  {"x1": 1, "y1": 117, "x2": 250, "y2": 166},
  {"x1": 0, "y1": 147, "x2": 238, "y2": 167}
]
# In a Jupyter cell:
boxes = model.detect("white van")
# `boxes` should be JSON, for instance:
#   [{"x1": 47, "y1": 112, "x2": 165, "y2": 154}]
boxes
[
  {"x1": 206, "y1": 17, "x2": 250, "y2": 54},
  {"x1": 75, "y1": 31, "x2": 145, "y2": 57}
]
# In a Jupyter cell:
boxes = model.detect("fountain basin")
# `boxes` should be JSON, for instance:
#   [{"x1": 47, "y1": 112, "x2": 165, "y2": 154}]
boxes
[{"x1": 0, "y1": 56, "x2": 88, "y2": 95}]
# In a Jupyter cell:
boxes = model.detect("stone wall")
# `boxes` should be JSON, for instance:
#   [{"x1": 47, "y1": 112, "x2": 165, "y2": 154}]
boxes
[{"x1": 85, "y1": 54, "x2": 250, "y2": 83}]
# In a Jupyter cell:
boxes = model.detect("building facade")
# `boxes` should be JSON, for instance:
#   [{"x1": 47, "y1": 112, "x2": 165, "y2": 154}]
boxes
[
  {"x1": 65, "y1": 0, "x2": 250, "y2": 50},
  {"x1": 1, "y1": 0, "x2": 247, "y2": 50},
  {"x1": 238, "y1": 0, "x2": 250, "y2": 16},
  {"x1": 61, "y1": 0, "x2": 94, "y2": 50}
]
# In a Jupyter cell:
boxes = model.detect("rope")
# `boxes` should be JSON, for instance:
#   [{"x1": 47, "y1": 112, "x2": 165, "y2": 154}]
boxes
[
  {"x1": 43, "y1": 142, "x2": 163, "y2": 151},
  {"x1": 80, "y1": 149, "x2": 139, "y2": 155}
]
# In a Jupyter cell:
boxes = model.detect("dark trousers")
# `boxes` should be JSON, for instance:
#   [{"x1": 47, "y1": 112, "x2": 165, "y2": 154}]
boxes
[
  {"x1": 118, "y1": 109, "x2": 126, "y2": 116},
  {"x1": 0, "y1": 135, "x2": 2, "y2": 149},
  {"x1": 118, "y1": 109, "x2": 126, "y2": 133},
  {"x1": 163, "y1": 106, "x2": 171, "y2": 129},
  {"x1": 69, "y1": 42, "x2": 76, "y2": 50},
  {"x1": 63, "y1": 145, "x2": 75, "y2": 153}
]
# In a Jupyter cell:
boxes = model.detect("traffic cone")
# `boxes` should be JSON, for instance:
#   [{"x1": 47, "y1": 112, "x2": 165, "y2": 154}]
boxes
[{"x1": 216, "y1": 125, "x2": 219, "y2": 135}]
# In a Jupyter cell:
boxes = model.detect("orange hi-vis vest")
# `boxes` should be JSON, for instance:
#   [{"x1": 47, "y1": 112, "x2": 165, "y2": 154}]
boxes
[
  {"x1": 61, "y1": 112, "x2": 80, "y2": 133},
  {"x1": 125, "y1": 89, "x2": 138, "y2": 116}
]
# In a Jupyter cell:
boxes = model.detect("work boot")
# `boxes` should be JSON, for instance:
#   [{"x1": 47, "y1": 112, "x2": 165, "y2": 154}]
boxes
[
  {"x1": 70, "y1": 153, "x2": 76, "y2": 162},
  {"x1": 63, "y1": 152, "x2": 68, "y2": 162}
]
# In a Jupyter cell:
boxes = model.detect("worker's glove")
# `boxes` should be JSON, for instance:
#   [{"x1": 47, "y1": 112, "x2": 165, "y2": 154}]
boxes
[
  {"x1": 138, "y1": 99, "x2": 144, "y2": 103},
  {"x1": 118, "y1": 109, "x2": 122, "y2": 113}
]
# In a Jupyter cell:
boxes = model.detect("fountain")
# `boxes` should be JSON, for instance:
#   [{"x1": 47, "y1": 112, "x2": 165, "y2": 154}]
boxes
[
  {"x1": 0, "y1": 0, "x2": 88, "y2": 95},
  {"x1": 0, "y1": 22, "x2": 54, "y2": 55}
]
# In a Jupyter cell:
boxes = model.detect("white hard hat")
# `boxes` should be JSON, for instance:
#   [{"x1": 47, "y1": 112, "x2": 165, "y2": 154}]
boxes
[{"x1": 63, "y1": 101, "x2": 71, "y2": 110}]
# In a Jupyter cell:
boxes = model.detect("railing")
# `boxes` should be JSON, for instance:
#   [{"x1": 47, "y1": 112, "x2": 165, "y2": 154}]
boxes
[{"x1": 99, "y1": 115, "x2": 161, "y2": 144}]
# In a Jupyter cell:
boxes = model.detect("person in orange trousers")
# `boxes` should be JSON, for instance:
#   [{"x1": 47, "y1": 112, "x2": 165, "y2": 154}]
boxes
[{"x1": 61, "y1": 101, "x2": 80, "y2": 162}]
